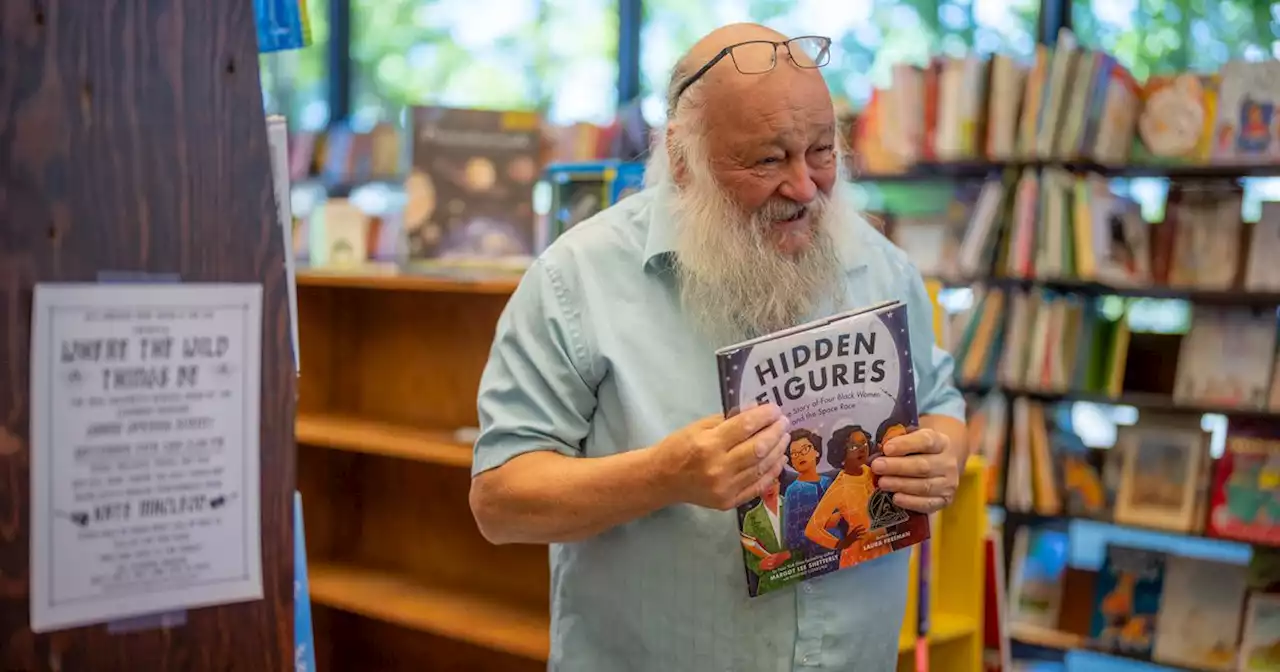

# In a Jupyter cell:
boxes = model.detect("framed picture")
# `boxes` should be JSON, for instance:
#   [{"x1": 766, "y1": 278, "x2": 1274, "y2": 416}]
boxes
[{"x1": 1113, "y1": 422, "x2": 1211, "y2": 532}]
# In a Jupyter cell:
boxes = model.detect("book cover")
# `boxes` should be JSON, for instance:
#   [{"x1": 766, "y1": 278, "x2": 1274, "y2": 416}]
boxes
[
  {"x1": 1240, "y1": 593, "x2": 1280, "y2": 671},
  {"x1": 1089, "y1": 545, "x2": 1166, "y2": 658},
  {"x1": 1008, "y1": 525, "x2": 1068, "y2": 630},
  {"x1": 715, "y1": 300, "x2": 928, "y2": 597},
  {"x1": 403, "y1": 106, "x2": 541, "y2": 265},
  {"x1": 1151, "y1": 555, "x2": 1247, "y2": 671},
  {"x1": 1207, "y1": 419, "x2": 1280, "y2": 545},
  {"x1": 1113, "y1": 420, "x2": 1211, "y2": 533},
  {"x1": 293, "y1": 492, "x2": 316, "y2": 672}
]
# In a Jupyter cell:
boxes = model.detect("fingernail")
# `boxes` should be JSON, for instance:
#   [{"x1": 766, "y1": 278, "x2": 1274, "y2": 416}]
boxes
[{"x1": 871, "y1": 460, "x2": 885, "y2": 473}]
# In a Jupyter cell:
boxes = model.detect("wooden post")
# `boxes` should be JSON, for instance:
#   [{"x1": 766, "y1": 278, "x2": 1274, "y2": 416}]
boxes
[{"x1": 0, "y1": 1, "x2": 295, "y2": 670}]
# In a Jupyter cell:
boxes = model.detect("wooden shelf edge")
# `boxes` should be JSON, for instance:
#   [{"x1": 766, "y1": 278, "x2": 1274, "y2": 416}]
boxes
[
  {"x1": 1009, "y1": 622, "x2": 1083, "y2": 650},
  {"x1": 309, "y1": 562, "x2": 550, "y2": 661},
  {"x1": 296, "y1": 269, "x2": 521, "y2": 295},
  {"x1": 296, "y1": 414, "x2": 473, "y2": 468},
  {"x1": 897, "y1": 612, "x2": 978, "y2": 652}
]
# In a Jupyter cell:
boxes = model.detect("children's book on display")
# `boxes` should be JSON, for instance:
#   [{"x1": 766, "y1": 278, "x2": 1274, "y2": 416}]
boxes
[{"x1": 715, "y1": 300, "x2": 929, "y2": 598}]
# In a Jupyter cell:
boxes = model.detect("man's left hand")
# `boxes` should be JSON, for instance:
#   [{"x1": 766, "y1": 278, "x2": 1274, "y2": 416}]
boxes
[{"x1": 870, "y1": 427, "x2": 960, "y2": 514}]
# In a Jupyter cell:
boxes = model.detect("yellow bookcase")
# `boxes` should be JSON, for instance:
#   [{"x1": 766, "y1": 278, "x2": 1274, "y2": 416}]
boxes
[{"x1": 296, "y1": 272, "x2": 987, "y2": 672}]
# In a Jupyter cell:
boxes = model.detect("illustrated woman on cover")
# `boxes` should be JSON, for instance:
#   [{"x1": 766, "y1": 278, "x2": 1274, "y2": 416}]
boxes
[
  {"x1": 739, "y1": 477, "x2": 798, "y2": 595},
  {"x1": 805, "y1": 422, "x2": 898, "y2": 568},
  {"x1": 782, "y1": 429, "x2": 839, "y2": 560}
]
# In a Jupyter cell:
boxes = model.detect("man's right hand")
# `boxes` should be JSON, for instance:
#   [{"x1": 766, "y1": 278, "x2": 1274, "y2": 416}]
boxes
[{"x1": 655, "y1": 404, "x2": 790, "y2": 510}]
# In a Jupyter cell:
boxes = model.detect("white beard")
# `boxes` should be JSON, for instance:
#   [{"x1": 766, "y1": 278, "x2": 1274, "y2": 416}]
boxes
[{"x1": 667, "y1": 164, "x2": 850, "y2": 348}]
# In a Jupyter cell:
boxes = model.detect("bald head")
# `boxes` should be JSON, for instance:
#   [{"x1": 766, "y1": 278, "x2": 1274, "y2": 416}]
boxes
[{"x1": 668, "y1": 23, "x2": 823, "y2": 119}]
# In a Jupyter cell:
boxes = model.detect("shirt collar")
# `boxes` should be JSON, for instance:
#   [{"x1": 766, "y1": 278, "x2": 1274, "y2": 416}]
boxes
[{"x1": 641, "y1": 184, "x2": 871, "y2": 275}]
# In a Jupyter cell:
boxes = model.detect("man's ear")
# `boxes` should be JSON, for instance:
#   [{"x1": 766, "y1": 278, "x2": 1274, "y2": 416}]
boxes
[{"x1": 666, "y1": 125, "x2": 688, "y2": 187}]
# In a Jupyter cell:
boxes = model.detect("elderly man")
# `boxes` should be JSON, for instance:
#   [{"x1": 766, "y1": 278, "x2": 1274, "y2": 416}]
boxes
[{"x1": 469, "y1": 22, "x2": 968, "y2": 672}]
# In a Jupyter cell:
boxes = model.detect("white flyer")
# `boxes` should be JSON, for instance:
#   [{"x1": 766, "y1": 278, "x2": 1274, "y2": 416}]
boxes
[{"x1": 29, "y1": 283, "x2": 263, "y2": 632}]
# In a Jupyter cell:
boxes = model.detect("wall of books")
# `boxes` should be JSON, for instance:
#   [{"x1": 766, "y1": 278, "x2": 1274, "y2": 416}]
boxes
[{"x1": 859, "y1": 20, "x2": 1280, "y2": 672}]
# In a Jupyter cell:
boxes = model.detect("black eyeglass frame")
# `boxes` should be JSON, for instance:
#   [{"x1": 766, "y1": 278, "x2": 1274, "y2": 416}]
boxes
[{"x1": 670, "y1": 35, "x2": 833, "y2": 111}]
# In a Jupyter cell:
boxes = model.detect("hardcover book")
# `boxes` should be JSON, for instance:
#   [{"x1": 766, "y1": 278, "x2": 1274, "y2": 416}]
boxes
[
  {"x1": 1207, "y1": 419, "x2": 1280, "y2": 546},
  {"x1": 1089, "y1": 544, "x2": 1166, "y2": 658},
  {"x1": 1240, "y1": 592, "x2": 1280, "y2": 671},
  {"x1": 715, "y1": 300, "x2": 929, "y2": 598}
]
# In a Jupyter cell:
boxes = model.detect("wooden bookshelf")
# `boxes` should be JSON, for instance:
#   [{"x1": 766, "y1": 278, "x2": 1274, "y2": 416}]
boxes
[
  {"x1": 308, "y1": 562, "x2": 550, "y2": 661},
  {"x1": 297, "y1": 274, "x2": 989, "y2": 671},
  {"x1": 296, "y1": 268, "x2": 523, "y2": 294},
  {"x1": 296, "y1": 278, "x2": 546, "y2": 671},
  {"x1": 296, "y1": 413, "x2": 473, "y2": 467}
]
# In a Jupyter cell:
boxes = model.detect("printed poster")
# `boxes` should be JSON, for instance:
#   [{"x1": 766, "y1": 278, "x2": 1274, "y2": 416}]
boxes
[{"x1": 29, "y1": 283, "x2": 263, "y2": 632}]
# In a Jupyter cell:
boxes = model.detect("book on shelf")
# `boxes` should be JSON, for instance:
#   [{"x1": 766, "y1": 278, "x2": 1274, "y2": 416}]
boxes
[
  {"x1": 266, "y1": 114, "x2": 301, "y2": 376},
  {"x1": 1007, "y1": 525, "x2": 1068, "y2": 631},
  {"x1": 846, "y1": 26, "x2": 1280, "y2": 172},
  {"x1": 714, "y1": 300, "x2": 928, "y2": 597},
  {"x1": 1112, "y1": 416, "x2": 1213, "y2": 534},
  {"x1": 1089, "y1": 544, "x2": 1165, "y2": 658},
  {"x1": 1211, "y1": 60, "x2": 1280, "y2": 165},
  {"x1": 1207, "y1": 419, "x2": 1280, "y2": 546},
  {"x1": 982, "y1": 529, "x2": 1012, "y2": 672},
  {"x1": 403, "y1": 106, "x2": 541, "y2": 268},
  {"x1": 1151, "y1": 555, "x2": 1249, "y2": 671},
  {"x1": 1239, "y1": 592, "x2": 1280, "y2": 671},
  {"x1": 1173, "y1": 305, "x2": 1277, "y2": 410}
]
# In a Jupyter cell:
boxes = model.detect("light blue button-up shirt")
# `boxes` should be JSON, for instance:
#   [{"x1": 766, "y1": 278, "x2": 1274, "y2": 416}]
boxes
[{"x1": 473, "y1": 183, "x2": 966, "y2": 672}]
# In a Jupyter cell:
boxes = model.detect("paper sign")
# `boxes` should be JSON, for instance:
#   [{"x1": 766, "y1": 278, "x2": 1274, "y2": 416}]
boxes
[{"x1": 29, "y1": 283, "x2": 263, "y2": 632}]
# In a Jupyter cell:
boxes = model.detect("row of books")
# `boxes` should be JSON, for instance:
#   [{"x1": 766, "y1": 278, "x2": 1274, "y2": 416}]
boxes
[
  {"x1": 297, "y1": 159, "x2": 646, "y2": 272},
  {"x1": 281, "y1": 104, "x2": 652, "y2": 271},
  {"x1": 949, "y1": 285, "x2": 1280, "y2": 413},
  {"x1": 1007, "y1": 530, "x2": 1280, "y2": 672},
  {"x1": 852, "y1": 26, "x2": 1280, "y2": 175},
  {"x1": 972, "y1": 393, "x2": 1280, "y2": 550},
  {"x1": 287, "y1": 115, "x2": 641, "y2": 187},
  {"x1": 892, "y1": 170, "x2": 1280, "y2": 294}
]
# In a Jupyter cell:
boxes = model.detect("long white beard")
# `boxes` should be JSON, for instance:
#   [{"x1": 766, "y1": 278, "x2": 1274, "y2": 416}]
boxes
[{"x1": 669, "y1": 167, "x2": 849, "y2": 348}]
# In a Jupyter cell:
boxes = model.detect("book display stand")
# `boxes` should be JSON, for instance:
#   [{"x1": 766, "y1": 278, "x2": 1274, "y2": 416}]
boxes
[{"x1": 0, "y1": 1, "x2": 296, "y2": 670}]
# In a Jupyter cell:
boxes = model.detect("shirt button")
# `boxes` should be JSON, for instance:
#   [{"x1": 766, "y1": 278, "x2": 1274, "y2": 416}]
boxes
[
  {"x1": 802, "y1": 655, "x2": 812, "y2": 665},
  {"x1": 804, "y1": 584, "x2": 814, "y2": 593}
]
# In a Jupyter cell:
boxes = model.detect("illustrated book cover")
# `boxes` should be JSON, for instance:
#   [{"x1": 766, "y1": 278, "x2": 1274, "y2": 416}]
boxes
[
  {"x1": 403, "y1": 106, "x2": 541, "y2": 265},
  {"x1": 1207, "y1": 418, "x2": 1280, "y2": 546},
  {"x1": 1240, "y1": 592, "x2": 1280, "y2": 671},
  {"x1": 715, "y1": 300, "x2": 929, "y2": 598},
  {"x1": 1007, "y1": 525, "x2": 1068, "y2": 630},
  {"x1": 1150, "y1": 555, "x2": 1247, "y2": 671},
  {"x1": 1089, "y1": 544, "x2": 1166, "y2": 658}
]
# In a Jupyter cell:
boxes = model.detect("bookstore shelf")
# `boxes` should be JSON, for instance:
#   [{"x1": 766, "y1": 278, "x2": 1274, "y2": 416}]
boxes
[
  {"x1": 960, "y1": 384, "x2": 1280, "y2": 422},
  {"x1": 296, "y1": 268, "x2": 522, "y2": 294},
  {"x1": 1000, "y1": 510, "x2": 1263, "y2": 552},
  {"x1": 1011, "y1": 626, "x2": 1223, "y2": 672},
  {"x1": 296, "y1": 414, "x2": 473, "y2": 468},
  {"x1": 857, "y1": 160, "x2": 1280, "y2": 183},
  {"x1": 308, "y1": 562, "x2": 550, "y2": 661},
  {"x1": 935, "y1": 276, "x2": 1280, "y2": 307}
]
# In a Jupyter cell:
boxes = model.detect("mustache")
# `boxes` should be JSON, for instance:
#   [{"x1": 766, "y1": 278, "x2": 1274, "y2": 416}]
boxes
[{"x1": 754, "y1": 196, "x2": 827, "y2": 225}]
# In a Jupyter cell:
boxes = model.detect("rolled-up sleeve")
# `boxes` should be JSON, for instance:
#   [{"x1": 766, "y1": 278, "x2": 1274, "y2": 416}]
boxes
[
  {"x1": 472, "y1": 257, "x2": 599, "y2": 477},
  {"x1": 903, "y1": 269, "x2": 966, "y2": 422}
]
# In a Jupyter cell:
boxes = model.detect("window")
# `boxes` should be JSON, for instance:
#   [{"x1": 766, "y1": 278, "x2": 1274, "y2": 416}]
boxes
[
  {"x1": 349, "y1": 0, "x2": 619, "y2": 128},
  {"x1": 260, "y1": 0, "x2": 331, "y2": 130},
  {"x1": 639, "y1": 0, "x2": 1040, "y2": 125}
]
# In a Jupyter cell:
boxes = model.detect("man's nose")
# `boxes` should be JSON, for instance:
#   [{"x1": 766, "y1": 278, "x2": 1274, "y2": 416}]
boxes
[{"x1": 778, "y1": 159, "x2": 818, "y2": 204}]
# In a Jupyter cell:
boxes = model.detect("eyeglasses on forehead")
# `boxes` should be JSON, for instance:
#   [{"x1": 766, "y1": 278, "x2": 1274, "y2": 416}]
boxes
[{"x1": 671, "y1": 35, "x2": 832, "y2": 111}]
